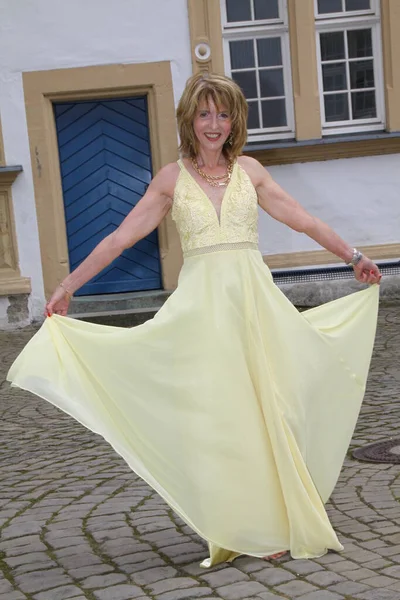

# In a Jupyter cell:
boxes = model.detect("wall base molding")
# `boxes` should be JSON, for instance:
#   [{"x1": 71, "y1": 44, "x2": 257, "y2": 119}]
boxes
[
  {"x1": 263, "y1": 243, "x2": 400, "y2": 270},
  {"x1": 0, "y1": 275, "x2": 31, "y2": 295}
]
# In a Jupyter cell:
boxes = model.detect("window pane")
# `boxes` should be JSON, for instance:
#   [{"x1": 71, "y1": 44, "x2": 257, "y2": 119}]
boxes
[
  {"x1": 348, "y1": 29, "x2": 372, "y2": 58},
  {"x1": 317, "y1": 0, "x2": 342, "y2": 13},
  {"x1": 230, "y1": 40, "x2": 255, "y2": 69},
  {"x1": 257, "y1": 38, "x2": 282, "y2": 67},
  {"x1": 254, "y1": 0, "x2": 279, "y2": 20},
  {"x1": 346, "y1": 0, "x2": 370, "y2": 10},
  {"x1": 351, "y1": 90, "x2": 376, "y2": 119},
  {"x1": 226, "y1": 0, "x2": 251, "y2": 22},
  {"x1": 350, "y1": 60, "x2": 374, "y2": 89},
  {"x1": 322, "y1": 63, "x2": 347, "y2": 91},
  {"x1": 247, "y1": 101, "x2": 260, "y2": 129},
  {"x1": 320, "y1": 32, "x2": 345, "y2": 61},
  {"x1": 232, "y1": 71, "x2": 258, "y2": 99},
  {"x1": 262, "y1": 99, "x2": 287, "y2": 127},
  {"x1": 324, "y1": 93, "x2": 349, "y2": 121},
  {"x1": 259, "y1": 69, "x2": 285, "y2": 97}
]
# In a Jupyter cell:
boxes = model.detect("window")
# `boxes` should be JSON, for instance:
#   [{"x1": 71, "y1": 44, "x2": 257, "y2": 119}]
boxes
[
  {"x1": 221, "y1": 0, "x2": 294, "y2": 142},
  {"x1": 315, "y1": 0, "x2": 385, "y2": 135}
]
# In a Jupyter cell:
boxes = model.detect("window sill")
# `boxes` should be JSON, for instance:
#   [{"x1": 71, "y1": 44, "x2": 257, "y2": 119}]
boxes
[{"x1": 244, "y1": 132, "x2": 400, "y2": 165}]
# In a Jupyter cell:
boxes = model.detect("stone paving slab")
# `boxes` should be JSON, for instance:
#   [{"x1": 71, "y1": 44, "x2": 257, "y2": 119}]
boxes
[{"x1": 0, "y1": 307, "x2": 399, "y2": 599}]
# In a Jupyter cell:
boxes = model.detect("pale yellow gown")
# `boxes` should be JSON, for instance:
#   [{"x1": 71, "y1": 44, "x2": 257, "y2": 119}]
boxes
[{"x1": 7, "y1": 160, "x2": 379, "y2": 567}]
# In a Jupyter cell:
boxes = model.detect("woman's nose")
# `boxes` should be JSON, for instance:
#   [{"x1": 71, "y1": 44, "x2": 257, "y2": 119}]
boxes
[{"x1": 210, "y1": 114, "x2": 218, "y2": 129}]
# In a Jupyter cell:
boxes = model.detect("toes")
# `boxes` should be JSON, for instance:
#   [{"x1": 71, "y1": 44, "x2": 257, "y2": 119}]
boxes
[{"x1": 262, "y1": 551, "x2": 287, "y2": 561}]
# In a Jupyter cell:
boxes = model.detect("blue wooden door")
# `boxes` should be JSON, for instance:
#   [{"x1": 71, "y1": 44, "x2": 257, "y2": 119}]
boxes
[{"x1": 54, "y1": 97, "x2": 161, "y2": 296}]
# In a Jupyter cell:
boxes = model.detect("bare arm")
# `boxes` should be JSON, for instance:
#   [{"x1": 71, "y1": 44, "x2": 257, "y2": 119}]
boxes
[
  {"x1": 239, "y1": 156, "x2": 381, "y2": 284},
  {"x1": 46, "y1": 163, "x2": 179, "y2": 315}
]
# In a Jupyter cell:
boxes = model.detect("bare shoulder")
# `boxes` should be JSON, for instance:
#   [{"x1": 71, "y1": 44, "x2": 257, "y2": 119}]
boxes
[
  {"x1": 151, "y1": 162, "x2": 181, "y2": 200},
  {"x1": 237, "y1": 155, "x2": 270, "y2": 188},
  {"x1": 237, "y1": 155, "x2": 260, "y2": 170}
]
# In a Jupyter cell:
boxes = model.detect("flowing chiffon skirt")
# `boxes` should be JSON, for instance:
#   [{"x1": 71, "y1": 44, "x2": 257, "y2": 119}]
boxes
[{"x1": 7, "y1": 248, "x2": 379, "y2": 566}]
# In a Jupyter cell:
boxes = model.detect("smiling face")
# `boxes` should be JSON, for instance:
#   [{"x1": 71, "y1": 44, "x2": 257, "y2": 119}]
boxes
[{"x1": 193, "y1": 97, "x2": 232, "y2": 154}]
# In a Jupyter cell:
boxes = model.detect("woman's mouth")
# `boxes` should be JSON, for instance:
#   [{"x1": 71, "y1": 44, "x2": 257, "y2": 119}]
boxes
[{"x1": 204, "y1": 133, "x2": 222, "y2": 142}]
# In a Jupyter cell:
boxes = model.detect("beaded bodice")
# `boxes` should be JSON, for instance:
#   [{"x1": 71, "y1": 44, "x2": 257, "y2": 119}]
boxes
[{"x1": 172, "y1": 160, "x2": 259, "y2": 255}]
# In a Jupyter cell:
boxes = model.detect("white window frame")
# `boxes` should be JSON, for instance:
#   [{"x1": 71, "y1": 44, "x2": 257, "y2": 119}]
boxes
[
  {"x1": 314, "y1": 0, "x2": 378, "y2": 20},
  {"x1": 315, "y1": 0, "x2": 385, "y2": 135},
  {"x1": 221, "y1": 0, "x2": 295, "y2": 142},
  {"x1": 221, "y1": 0, "x2": 286, "y2": 29}
]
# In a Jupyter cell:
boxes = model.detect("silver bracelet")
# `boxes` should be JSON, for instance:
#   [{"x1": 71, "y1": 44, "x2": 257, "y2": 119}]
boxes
[{"x1": 346, "y1": 248, "x2": 363, "y2": 267}]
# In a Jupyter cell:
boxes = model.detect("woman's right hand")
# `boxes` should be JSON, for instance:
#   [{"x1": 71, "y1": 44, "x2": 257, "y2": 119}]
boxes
[{"x1": 45, "y1": 285, "x2": 72, "y2": 317}]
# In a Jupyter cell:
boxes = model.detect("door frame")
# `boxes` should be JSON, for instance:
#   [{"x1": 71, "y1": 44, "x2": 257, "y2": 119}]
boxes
[{"x1": 23, "y1": 61, "x2": 181, "y2": 299}]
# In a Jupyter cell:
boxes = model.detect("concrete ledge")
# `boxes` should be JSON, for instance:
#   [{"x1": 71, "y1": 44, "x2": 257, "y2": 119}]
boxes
[
  {"x1": 69, "y1": 289, "x2": 171, "y2": 316},
  {"x1": 72, "y1": 306, "x2": 162, "y2": 328},
  {"x1": 278, "y1": 274, "x2": 400, "y2": 307}
]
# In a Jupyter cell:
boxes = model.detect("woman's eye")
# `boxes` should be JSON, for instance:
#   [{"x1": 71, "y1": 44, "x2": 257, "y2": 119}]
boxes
[
  {"x1": 219, "y1": 113, "x2": 230, "y2": 119},
  {"x1": 199, "y1": 112, "x2": 208, "y2": 118}
]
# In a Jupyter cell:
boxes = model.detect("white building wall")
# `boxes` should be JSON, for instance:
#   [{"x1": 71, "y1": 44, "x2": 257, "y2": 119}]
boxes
[
  {"x1": 0, "y1": 0, "x2": 192, "y2": 320},
  {"x1": 260, "y1": 154, "x2": 400, "y2": 260}
]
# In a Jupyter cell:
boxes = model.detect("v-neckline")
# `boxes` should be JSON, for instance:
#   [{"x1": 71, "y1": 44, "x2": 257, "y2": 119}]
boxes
[{"x1": 179, "y1": 159, "x2": 237, "y2": 227}]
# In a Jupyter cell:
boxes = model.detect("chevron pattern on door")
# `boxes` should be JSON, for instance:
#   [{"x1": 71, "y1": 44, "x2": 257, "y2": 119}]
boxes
[{"x1": 54, "y1": 97, "x2": 161, "y2": 296}]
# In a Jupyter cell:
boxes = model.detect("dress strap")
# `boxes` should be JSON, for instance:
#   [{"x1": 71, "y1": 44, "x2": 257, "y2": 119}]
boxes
[{"x1": 177, "y1": 159, "x2": 185, "y2": 171}]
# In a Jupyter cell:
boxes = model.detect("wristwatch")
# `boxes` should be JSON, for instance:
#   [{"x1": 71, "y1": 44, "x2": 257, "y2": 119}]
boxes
[{"x1": 346, "y1": 248, "x2": 363, "y2": 266}]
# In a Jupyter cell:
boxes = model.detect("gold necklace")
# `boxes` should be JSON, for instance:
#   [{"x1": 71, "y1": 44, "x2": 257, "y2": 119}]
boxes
[{"x1": 191, "y1": 158, "x2": 234, "y2": 187}]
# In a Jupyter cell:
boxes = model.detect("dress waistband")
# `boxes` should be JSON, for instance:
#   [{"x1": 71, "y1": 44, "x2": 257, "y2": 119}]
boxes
[{"x1": 183, "y1": 241, "x2": 259, "y2": 259}]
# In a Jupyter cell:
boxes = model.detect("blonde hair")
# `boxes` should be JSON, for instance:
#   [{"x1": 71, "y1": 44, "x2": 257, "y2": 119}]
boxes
[{"x1": 176, "y1": 72, "x2": 248, "y2": 161}]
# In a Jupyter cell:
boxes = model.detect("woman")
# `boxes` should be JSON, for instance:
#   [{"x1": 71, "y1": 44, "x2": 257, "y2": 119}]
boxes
[{"x1": 8, "y1": 73, "x2": 381, "y2": 567}]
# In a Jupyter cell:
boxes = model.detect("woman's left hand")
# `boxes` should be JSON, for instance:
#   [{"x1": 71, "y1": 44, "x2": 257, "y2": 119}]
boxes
[{"x1": 353, "y1": 256, "x2": 382, "y2": 285}]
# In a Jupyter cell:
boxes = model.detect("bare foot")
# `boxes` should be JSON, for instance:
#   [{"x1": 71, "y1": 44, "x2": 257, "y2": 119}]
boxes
[{"x1": 262, "y1": 551, "x2": 287, "y2": 561}]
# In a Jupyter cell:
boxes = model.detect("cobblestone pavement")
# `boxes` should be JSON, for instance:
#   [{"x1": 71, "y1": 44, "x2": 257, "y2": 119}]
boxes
[{"x1": 0, "y1": 306, "x2": 399, "y2": 600}]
